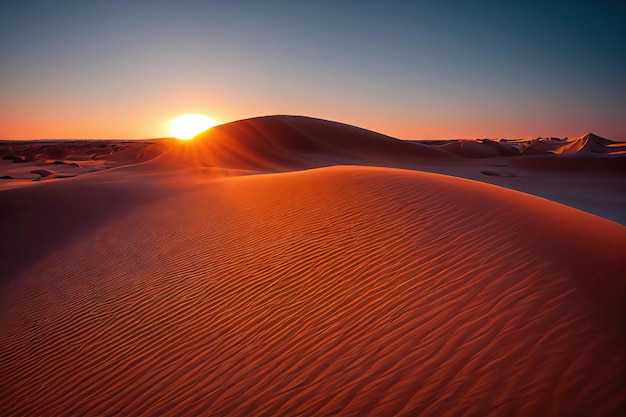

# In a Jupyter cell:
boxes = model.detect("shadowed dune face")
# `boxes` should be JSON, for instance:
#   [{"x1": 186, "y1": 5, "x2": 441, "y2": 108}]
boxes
[
  {"x1": 438, "y1": 140, "x2": 512, "y2": 158},
  {"x1": 1, "y1": 166, "x2": 624, "y2": 416},
  {"x1": 0, "y1": 172, "x2": 193, "y2": 280}
]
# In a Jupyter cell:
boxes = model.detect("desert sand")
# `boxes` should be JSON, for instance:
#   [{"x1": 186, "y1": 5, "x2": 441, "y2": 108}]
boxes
[{"x1": 1, "y1": 115, "x2": 625, "y2": 416}]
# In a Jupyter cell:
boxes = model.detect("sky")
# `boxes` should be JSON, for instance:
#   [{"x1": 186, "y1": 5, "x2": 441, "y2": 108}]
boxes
[{"x1": 1, "y1": 0, "x2": 625, "y2": 140}]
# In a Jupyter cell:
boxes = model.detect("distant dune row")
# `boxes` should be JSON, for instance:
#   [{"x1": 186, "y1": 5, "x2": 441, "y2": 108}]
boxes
[{"x1": 1, "y1": 116, "x2": 625, "y2": 415}]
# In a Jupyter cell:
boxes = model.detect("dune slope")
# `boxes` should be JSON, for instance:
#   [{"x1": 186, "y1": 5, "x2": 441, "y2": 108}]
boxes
[{"x1": 1, "y1": 163, "x2": 624, "y2": 416}]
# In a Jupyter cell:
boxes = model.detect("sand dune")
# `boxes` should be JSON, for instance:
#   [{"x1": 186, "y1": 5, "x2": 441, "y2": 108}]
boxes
[
  {"x1": 555, "y1": 133, "x2": 626, "y2": 155},
  {"x1": 415, "y1": 132, "x2": 626, "y2": 158},
  {"x1": 1, "y1": 116, "x2": 625, "y2": 416},
  {"x1": 520, "y1": 133, "x2": 623, "y2": 156},
  {"x1": 429, "y1": 139, "x2": 518, "y2": 158},
  {"x1": 168, "y1": 115, "x2": 458, "y2": 173}
]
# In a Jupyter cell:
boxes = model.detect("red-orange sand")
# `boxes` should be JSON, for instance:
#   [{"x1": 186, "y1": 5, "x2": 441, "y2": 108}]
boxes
[{"x1": 1, "y1": 116, "x2": 625, "y2": 416}]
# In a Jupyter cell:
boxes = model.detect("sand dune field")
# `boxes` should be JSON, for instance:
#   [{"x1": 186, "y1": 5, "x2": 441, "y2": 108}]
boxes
[{"x1": 1, "y1": 116, "x2": 625, "y2": 416}]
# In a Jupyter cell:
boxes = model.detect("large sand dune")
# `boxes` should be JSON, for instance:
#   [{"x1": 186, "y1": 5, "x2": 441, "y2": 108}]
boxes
[
  {"x1": 163, "y1": 115, "x2": 457, "y2": 173},
  {"x1": 1, "y1": 116, "x2": 625, "y2": 416}
]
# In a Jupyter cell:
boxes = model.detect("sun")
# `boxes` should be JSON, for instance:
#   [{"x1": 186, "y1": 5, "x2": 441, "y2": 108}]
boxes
[{"x1": 171, "y1": 114, "x2": 218, "y2": 140}]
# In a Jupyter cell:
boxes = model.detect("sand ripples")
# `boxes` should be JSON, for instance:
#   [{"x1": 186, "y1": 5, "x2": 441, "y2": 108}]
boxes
[{"x1": 1, "y1": 166, "x2": 624, "y2": 416}]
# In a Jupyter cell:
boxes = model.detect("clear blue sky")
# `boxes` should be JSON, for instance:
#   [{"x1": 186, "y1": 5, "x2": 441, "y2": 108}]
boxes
[{"x1": 1, "y1": 0, "x2": 624, "y2": 139}]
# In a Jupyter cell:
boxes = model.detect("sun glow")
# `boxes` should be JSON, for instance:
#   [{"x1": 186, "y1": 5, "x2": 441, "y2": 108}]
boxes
[{"x1": 171, "y1": 114, "x2": 218, "y2": 140}]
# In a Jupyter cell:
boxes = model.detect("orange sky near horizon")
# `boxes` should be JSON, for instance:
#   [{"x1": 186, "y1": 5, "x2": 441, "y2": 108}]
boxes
[
  {"x1": 1, "y1": 1, "x2": 624, "y2": 141},
  {"x1": 1, "y1": 92, "x2": 618, "y2": 141}
]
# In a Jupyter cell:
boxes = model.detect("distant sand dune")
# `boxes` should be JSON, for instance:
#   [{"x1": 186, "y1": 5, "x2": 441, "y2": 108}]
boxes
[
  {"x1": 549, "y1": 133, "x2": 626, "y2": 155},
  {"x1": 165, "y1": 115, "x2": 458, "y2": 173},
  {"x1": 1, "y1": 161, "x2": 624, "y2": 416},
  {"x1": 0, "y1": 140, "x2": 165, "y2": 189},
  {"x1": 438, "y1": 140, "x2": 514, "y2": 158},
  {"x1": 416, "y1": 132, "x2": 626, "y2": 158}
]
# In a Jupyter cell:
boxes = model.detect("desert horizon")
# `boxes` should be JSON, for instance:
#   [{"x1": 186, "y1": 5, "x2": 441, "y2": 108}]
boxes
[
  {"x1": 2, "y1": 115, "x2": 625, "y2": 225},
  {"x1": 2, "y1": 116, "x2": 623, "y2": 143}
]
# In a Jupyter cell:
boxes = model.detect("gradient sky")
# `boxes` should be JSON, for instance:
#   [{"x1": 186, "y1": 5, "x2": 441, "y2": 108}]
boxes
[{"x1": 1, "y1": 0, "x2": 624, "y2": 140}]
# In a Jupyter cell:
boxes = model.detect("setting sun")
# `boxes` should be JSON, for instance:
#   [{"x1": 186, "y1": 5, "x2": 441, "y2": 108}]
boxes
[{"x1": 171, "y1": 114, "x2": 217, "y2": 140}]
